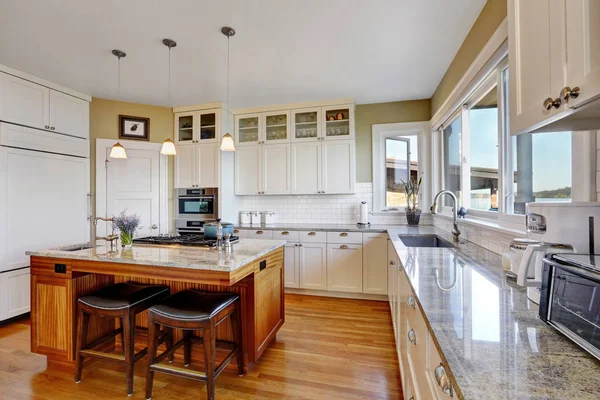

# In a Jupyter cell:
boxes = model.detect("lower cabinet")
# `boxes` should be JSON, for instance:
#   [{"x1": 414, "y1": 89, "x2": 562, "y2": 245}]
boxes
[
  {"x1": 363, "y1": 233, "x2": 388, "y2": 294},
  {"x1": 0, "y1": 267, "x2": 30, "y2": 321},
  {"x1": 284, "y1": 243, "x2": 300, "y2": 288},
  {"x1": 299, "y1": 243, "x2": 327, "y2": 290},
  {"x1": 327, "y1": 244, "x2": 363, "y2": 293},
  {"x1": 254, "y1": 253, "x2": 284, "y2": 358}
]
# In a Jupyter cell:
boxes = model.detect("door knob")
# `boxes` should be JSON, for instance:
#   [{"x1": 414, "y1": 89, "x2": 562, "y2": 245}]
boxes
[
  {"x1": 561, "y1": 86, "x2": 580, "y2": 101},
  {"x1": 543, "y1": 97, "x2": 561, "y2": 111}
]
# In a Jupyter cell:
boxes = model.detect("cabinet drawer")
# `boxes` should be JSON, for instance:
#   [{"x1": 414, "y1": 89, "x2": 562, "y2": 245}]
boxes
[
  {"x1": 429, "y1": 336, "x2": 454, "y2": 399},
  {"x1": 327, "y1": 231, "x2": 362, "y2": 244},
  {"x1": 233, "y1": 228, "x2": 248, "y2": 238},
  {"x1": 299, "y1": 230, "x2": 326, "y2": 243},
  {"x1": 406, "y1": 301, "x2": 430, "y2": 399},
  {"x1": 247, "y1": 229, "x2": 273, "y2": 239},
  {"x1": 273, "y1": 230, "x2": 299, "y2": 242}
]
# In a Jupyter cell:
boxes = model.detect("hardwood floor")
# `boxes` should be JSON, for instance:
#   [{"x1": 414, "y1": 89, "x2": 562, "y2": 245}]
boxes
[{"x1": 0, "y1": 294, "x2": 401, "y2": 400}]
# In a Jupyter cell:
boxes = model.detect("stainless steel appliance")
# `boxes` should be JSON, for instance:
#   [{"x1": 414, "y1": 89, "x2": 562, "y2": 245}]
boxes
[
  {"x1": 175, "y1": 188, "x2": 218, "y2": 221},
  {"x1": 539, "y1": 253, "x2": 600, "y2": 361},
  {"x1": 132, "y1": 234, "x2": 239, "y2": 248}
]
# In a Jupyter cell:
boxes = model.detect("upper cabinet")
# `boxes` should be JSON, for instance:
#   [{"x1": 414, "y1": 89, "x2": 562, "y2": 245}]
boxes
[
  {"x1": 175, "y1": 110, "x2": 218, "y2": 144},
  {"x1": 292, "y1": 108, "x2": 321, "y2": 141},
  {"x1": 235, "y1": 111, "x2": 290, "y2": 146},
  {"x1": 322, "y1": 105, "x2": 354, "y2": 141},
  {"x1": 0, "y1": 71, "x2": 89, "y2": 139},
  {"x1": 509, "y1": 0, "x2": 600, "y2": 135}
]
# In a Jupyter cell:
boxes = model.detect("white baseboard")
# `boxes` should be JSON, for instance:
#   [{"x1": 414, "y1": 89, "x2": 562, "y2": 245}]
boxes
[{"x1": 285, "y1": 288, "x2": 387, "y2": 301}]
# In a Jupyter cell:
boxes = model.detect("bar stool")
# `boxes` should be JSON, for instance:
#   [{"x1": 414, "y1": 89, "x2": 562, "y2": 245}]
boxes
[
  {"x1": 75, "y1": 282, "x2": 171, "y2": 396},
  {"x1": 145, "y1": 290, "x2": 244, "y2": 400}
]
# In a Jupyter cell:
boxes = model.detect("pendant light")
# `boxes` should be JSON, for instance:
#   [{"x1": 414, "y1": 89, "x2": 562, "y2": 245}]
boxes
[
  {"x1": 220, "y1": 26, "x2": 236, "y2": 152},
  {"x1": 161, "y1": 39, "x2": 178, "y2": 156},
  {"x1": 110, "y1": 49, "x2": 128, "y2": 159}
]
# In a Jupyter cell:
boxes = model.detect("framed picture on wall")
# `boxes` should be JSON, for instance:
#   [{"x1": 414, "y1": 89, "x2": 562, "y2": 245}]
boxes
[{"x1": 119, "y1": 115, "x2": 150, "y2": 140}]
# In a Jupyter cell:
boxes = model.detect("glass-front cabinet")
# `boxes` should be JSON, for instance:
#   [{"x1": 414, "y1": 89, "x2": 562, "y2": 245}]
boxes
[
  {"x1": 292, "y1": 108, "x2": 320, "y2": 141},
  {"x1": 264, "y1": 111, "x2": 290, "y2": 144},
  {"x1": 235, "y1": 114, "x2": 261, "y2": 146},
  {"x1": 175, "y1": 110, "x2": 218, "y2": 144},
  {"x1": 235, "y1": 112, "x2": 290, "y2": 146},
  {"x1": 322, "y1": 105, "x2": 354, "y2": 140}
]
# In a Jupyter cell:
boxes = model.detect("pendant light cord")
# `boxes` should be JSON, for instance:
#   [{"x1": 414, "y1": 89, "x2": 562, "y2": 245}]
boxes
[
  {"x1": 117, "y1": 56, "x2": 121, "y2": 96},
  {"x1": 168, "y1": 46, "x2": 171, "y2": 105},
  {"x1": 226, "y1": 35, "x2": 230, "y2": 115}
]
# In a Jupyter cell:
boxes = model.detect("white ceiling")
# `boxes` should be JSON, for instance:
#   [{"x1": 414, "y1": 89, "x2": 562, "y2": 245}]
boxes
[{"x1": 0, "y1": 0, "x2": 486, "y2": 108}]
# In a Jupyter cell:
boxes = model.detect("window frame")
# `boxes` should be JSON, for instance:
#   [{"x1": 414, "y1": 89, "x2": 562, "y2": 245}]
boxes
[{"x1": 384, "y1": 136, "x2": 411, "y2": 209}]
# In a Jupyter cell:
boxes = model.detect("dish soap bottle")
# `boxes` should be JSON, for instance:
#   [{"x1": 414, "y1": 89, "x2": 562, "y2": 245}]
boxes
[{"x1": 216, "y1": 218, "x2": 223, "y2": 250}]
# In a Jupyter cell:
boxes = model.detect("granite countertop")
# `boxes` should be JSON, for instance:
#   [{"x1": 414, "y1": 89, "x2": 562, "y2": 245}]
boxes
[
  {"x1": 25, "y1": 239, "x2": 285, "y2": 272},
  {"x1": 387, "y1": 226, "x2": 600, "y2": 399},
  {"x1": 235, "y1": 222, "x2": 398, "y2": 233}
]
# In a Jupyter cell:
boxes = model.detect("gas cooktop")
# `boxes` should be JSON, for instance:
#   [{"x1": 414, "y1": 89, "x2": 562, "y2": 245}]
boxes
[{"x1": 132, "y1": 234, "x2": 239, "y2": 248}]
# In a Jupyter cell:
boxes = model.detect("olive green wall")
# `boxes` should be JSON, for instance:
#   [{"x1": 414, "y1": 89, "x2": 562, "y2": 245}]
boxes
[
  {"x1": 355, "y1": 99, "x2": 431, "y2": 182},
  {"x1": 89, "y1": 97, "x2": 174, "y2": 225},
  {"x1": 430, "y1": 0, "x2": 507, "y2": 116}
]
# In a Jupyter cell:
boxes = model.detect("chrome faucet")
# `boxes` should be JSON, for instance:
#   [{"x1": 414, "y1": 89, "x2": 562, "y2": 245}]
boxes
[
  {"x1": 94, "y1": 217, "x2": 119, "y2": 252},
  {"x1": 430, "y1": 190, "x2": 461, "y2": 243}
]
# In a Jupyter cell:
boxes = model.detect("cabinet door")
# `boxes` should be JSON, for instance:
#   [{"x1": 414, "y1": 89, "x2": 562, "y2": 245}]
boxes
[
  {"x1": 175, "y1": 112, "x2": 197, "y2": 144},
  {"x1": 321, "y1": 140, "x2": 355, "y2": 194},
  {"x1": 174, "y1": 144, "x2": 196, "y2": 189},
  {"x1": 284, "y1": 243, "x2": 300, "y2": 288},
  {"x1": 509, "y1": 0, "x2": 567, "y2": 135},
  {"x1": 264, "y1": 111, "x2": 290, "y2": 144},
  {"x1": 235, "y1": 145, "x2": 262, "y2": 195},
  {"x1": 48, "y1": 90, "x2": 89, "y2": 138},
  {"x1": 198, "y1": 111, "x2": 218, "y2": 143},
  {"x1": 0, "y1": 72, "x2": 49, "y2": 130},
  {"x1": 262, "y1": 144, "x2": 291, "y2": 194},
  {"x1": 0, "y1": 268, "x2": 30, "y2": 320},
  {"x1": 254, "y1": 259, "x2": 283, "y2": 358},
  {"x1": 196, "y1": 143, "x2": 219, "y2": 188},
  {"x1": 362, "y1": 233, "x2": 388, "y2": 294},
  {"x1": 322, "y1": 104, "x2": 354, "y2": 140},
  {"x1": 235, "y1": 114, "x2": 261, "y2": 146},
  {"x1": 327, "y1": 244, "x2": 363, "y2": 293},
  {"x1": 291, "y1": 142, "x2": 321, "y2": 194},
  {"x1": 299, "y1": 243, "x2": 327, "y2": 290},
  {"x1": 565, "y1": 1, "x2": 600, "y2": 108},
  {"x1": 291, "y1": 107, "x2": 320, "y2": 141}
]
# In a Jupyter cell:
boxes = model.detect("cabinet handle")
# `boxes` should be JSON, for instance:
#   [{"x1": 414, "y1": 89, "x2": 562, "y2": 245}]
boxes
[
  {"x1": 339, "y1": 232, "x2": 348, "y2": 237},
  {"x1": 298, "y1": 243, "x2": 303, "y2": 247},
  {"x1": 561, "y1": 86, "x2": 580, "y2": 101},
  {"x1": 234, "y1": 229, "x2": 239, "y2": 233},
  {"x1": 434, "y1": 363, "x2": 453, "y2": 396},
  {"x1": 256, "y1": 230, "x2": 263, "y2": 234},
  {"x1": 389, "y1": 260, "x2": 395, "y2": 265},
  {"x1": 543, "y1": 97, "x2": 561, "y2": 111},
  {"x1": 51, "y1": 126, "x2": 55, "y2": 130},
  {"x1": 408, "y1": 329, "x2": 416, "y2": 345},
  {"x1": 45, "y1": 125, "x2": 50, "y2": 129},
  {"x1": 407, "y1": 296, "x2": 416, "y2": 309},
  {"x1": 339, "y1": 245, "x2": 349, "y2": 249},
  {"x1": 308, "y1": 232, "x2": 316, "y2": 236},
  {"x1": 282, "y1": 231, "x2": 290, "y2": 235}
]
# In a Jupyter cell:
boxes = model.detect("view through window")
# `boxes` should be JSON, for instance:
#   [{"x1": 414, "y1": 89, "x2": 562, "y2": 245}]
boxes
[
  {"x1": 443, "y1": 116, "x2": 462, "y2": 206},
  {"x1": 385, "y1": 136, "x2": 418, "y2": 208}
]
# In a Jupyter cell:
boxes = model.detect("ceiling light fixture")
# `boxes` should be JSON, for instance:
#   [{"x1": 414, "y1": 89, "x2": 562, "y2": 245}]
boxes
[
  {"x1": 220, "y1": 26, "x2": 236, "y2": 152},
  {"x1": 110, "y1": 49, "x2": 128, "y2": 159},
  {"x1": 161, "y1": 38, "x2": 178, "y2": 156}
]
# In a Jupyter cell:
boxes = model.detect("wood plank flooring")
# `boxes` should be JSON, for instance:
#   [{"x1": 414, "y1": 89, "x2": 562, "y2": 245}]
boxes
[{"x1": 0, "y1": 294, "x2": 402, "y2": 400}]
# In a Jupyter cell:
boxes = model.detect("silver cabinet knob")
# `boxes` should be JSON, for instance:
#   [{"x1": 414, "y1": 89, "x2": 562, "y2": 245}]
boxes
[
  {"x1": 407, "y1": 296, "x2": 416, "y2": 309},
  {"x1": 45, "y1": 125, "x2": 50, "y2": 129},
  {"x1": 434, "y1": 363, "x2": 453, "y2": 396},
  {"x1": 543, "y1": 97, "x2": 561, "y2": 111},
  {"x1": 51, "y1": 126, "x2": 55, "y2": 130},
  {"x1": 408, "y1": 329, "x2": 416, "y2": 345},
  {"x1": 561, "y1": 86, "x2": 580, "y2": 101}
]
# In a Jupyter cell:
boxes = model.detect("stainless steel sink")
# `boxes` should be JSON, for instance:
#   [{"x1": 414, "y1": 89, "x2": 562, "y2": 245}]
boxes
[
  {"x1": 398, "y1": 235, "x2": 453, "y2": 248},
  {"x1": 58, "y1": 244, "x2": 98, "y2": 252}
]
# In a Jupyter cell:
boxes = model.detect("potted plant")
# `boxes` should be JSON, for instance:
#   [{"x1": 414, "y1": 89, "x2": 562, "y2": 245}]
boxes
[
  {"x1": 113, "y1": 210, "x2": 142, "y2": 249},
  {"x1": 402, "y1": 176, "x2": 422, "y2": 226}
]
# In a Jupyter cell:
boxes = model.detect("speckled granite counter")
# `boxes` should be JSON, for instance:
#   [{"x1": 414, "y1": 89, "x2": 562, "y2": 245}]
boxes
[
  {"x1": 387, "y1": 226, "x2": 600, "y2": 399},
  {"x1": 26, "y1": 238, "x2": 285, "y2": 272},
  {"x1": 236, "y1": 222, "x2": 399, "y2": 232}
]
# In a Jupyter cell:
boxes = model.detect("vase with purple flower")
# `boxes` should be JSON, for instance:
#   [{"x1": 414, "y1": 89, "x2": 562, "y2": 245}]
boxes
[{"x1": 113, "y1": 210, "x2": 142, "y2": 249}]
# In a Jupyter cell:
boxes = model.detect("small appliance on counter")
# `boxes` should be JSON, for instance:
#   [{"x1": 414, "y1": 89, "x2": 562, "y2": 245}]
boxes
[
  {"x1": 250, "y1": 211, "x2": 261, "y2": 225},
  {"x1": 503, "y1": 238, "x2": 541, "y2": 278},
  {"x1": 262, "y1": 211, "x2": 276, "y2": 225},
  {"x1": 358, "y1": 201, "x2": 370, "y2": 226},
  {"x1": 514, "y1": 202, "x2": 600, "y2": 304},
  {"x1": 240, "y1": 211, "x2": 252, "y2": 225},
  {"x1": 539, "y1": 253, "x2": 600, "y2": 361}
]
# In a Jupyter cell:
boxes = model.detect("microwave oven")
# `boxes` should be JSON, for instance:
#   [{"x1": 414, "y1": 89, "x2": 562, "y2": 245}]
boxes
[
  {"x1": 175, "y1": 188, "x2": 218, "y2": 221},
  {"x1": 539, "y1": 253, "x2": 600, "y2": 360}
]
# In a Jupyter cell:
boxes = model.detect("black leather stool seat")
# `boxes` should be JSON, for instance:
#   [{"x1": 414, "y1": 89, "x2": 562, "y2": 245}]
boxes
[
  {"x1": 78, "y1": 282, "x2": 170, "y2": 310},
  {"x1": 149, "y1": 290, "x2": 240, "y2": 321}
]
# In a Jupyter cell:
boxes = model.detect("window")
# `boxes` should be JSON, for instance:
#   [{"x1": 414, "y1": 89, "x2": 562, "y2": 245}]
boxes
[
  {"x1": 385, "y1": 137, "x2": 418, "y2": 208},
  {"x1": 443, "y1": 116, "x2": 462, "y2": 206}
]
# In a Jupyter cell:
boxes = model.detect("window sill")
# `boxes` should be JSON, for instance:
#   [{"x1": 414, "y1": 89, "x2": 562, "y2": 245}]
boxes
[
  {"x1": 433, "y1": 212, "x2": 526, "y2": 236},
  {"x1": 371, "y1": 211, "x2": 432, "y2": 216}
]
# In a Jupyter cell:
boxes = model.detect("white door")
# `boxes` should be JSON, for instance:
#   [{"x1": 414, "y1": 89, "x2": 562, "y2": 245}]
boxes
[
  {"x1": 0, "y1": 268, "x2": 31, "y2": 320},
  {"x1": 362, "y1": 233, "x2": 388, "y2": 294},
  {"x1": 299, "y1": 243, "x2": 327, "y2": 290},
  {"x1": 174, "y1": 144, "x2": 196, "y2": 188},
  {"x1": 197, "y1": 143, "x2": 219, "y2": 188},
  {"x1": 565, "y1": 0, "x2": 600, "y2": 108},
  {"x1": 0, "y1": 72, "x2": 49, "y2": 130},
  {"x1": 291, "y1": 142, "x2": 321, "y2": 194},
  {"x1": 105, "y1": 148, "x2": 160, "y2": 238},
  {"x1": 327, "y1": 244, "x2": 363, "y2": 293},
  {"x1": 0, "y1": 147, "x2": 89, "y2": 272},
  {"x1": 321, "y1": 140, "x2": 355, "y2": 194},
  {"x1": 235, "y1": 145, "x2": 262, "y2": 195},
  {"x1": 48, "y1": 90, "x2": 89, "y2": 138},
  {"x1": 284, "y1": 243, "x2": 300, "y2": 288},
  {"x1": 262, "y1": 144, "x2": 291, "y2": 194},
  {"x1": 509, "y1": 0, "x2": 567, "y2": 135}
]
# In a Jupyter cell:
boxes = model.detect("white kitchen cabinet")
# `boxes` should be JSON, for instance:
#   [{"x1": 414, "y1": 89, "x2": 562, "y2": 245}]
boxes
[
  {"x1": 0, "y1": 123, "x2": 88, "y2": 158},
  {"x1": 174, "y1": 144, "x2": 196, "y2": 188},
  {"x1": 174, "y1": 143, "x2": 219, "y2": 189},
  {"x1": 299, "y1": 243, "x2": 327, "y2": 290},
  {"x1": 327, "y1": 231, "x2": 362, "y2": 244},
  {"x1": 363, "y1": 233, "x2": 388, "y2": 295},
  {"x1": 284, "y1": 243, "x2": 300, "y2": 288},
  {"x1": 235, "y1": 145, "x2": 262, "y2": 195},
  {"x1": 48, "y1": 90, "x2": 89, "y2": 138},
  {"x1": 321, "y1": 104, "x2": 355, "y2": 141},
  {"x1": 235, "y1": 111, "x2": 290, "y2": 147},
  {"x1": 175, "y1": 110, "x2": 218, "y2": 145},
  {"x1": 0, "y1": 268, "x2": 30, "y2": 320},
  {"x1": 0, "y1": 72, "x2": 49, "y2": 130},
  {"x1": 327, "y1": 244, "x2": 363, "y2": 293},
  {"x1": 291, "y1": 107, "x2": 321, "y2": 142},
  {"x1": 262, "y1": 144, "x2": 291, "y2": 194},
  {"x1": 247, "y1": 229, "x2": 273, "y2": 239},
  {"x1": 321, "y1": 140, "x2": 355, "y2": 194},
  {"x1": 291, "y1": 141, "x2": 321, "y2": 194}
]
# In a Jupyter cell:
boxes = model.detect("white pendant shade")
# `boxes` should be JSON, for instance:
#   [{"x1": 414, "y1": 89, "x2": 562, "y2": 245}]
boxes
[
  {"x1": 161, "y1": 138, "x2": 177, "y2": 155},
  {"x1": 109, "y1": 141, "x2": 127, "y2": 159},
  {"x1": 220, "y1": 133, "x2": 235, "y2": 152}
]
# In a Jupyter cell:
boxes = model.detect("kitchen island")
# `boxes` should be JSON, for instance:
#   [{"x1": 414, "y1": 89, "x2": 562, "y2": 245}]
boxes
[{"x1": 26, "y1": 239, "x2": 285, "y2": 372}]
